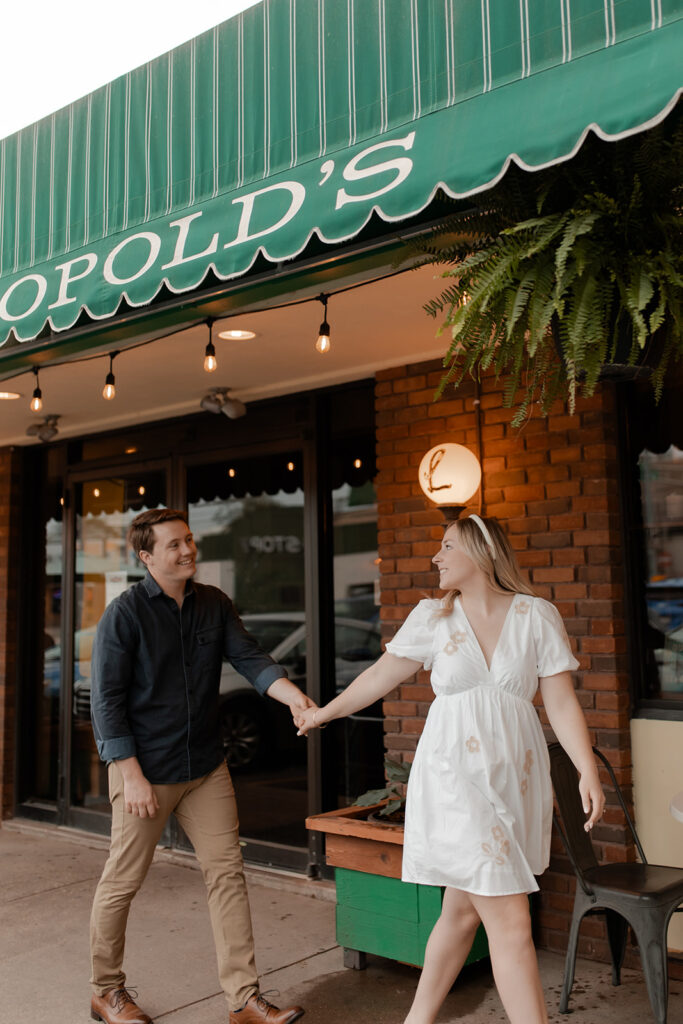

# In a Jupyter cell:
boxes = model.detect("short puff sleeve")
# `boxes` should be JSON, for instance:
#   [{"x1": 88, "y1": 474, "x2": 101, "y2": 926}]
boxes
[
  {"x1": 532, "y1": 598, "x2": 579, "y2": 677},
  {"x1": 385, "y1": 599, "x2": 439, "y2": 670}
]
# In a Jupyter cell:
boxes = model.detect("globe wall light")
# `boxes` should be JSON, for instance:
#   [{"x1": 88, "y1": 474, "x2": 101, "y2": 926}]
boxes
[{"x1": 418, "y1": 442, "x2": 481, "y2": 520}]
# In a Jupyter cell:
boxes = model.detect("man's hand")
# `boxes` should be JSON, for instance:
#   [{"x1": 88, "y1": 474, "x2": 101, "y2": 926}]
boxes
[
  {"x1": 296, "y1": 706, "x2": 322, "y2": 736},
  {"x1": 117, "y1": 757, "x2": 160, "y2": 818},
  {"x1": 266, "y1": 678, "x2": 317, "y2": 728}
]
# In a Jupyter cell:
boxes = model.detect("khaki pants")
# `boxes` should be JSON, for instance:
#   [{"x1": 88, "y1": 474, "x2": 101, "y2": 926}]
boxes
[{"x1": 90, "y1": 760, "x2": 258, "y2": 1011}]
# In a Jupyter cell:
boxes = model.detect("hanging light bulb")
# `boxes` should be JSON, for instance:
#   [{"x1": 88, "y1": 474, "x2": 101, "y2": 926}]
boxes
[
  {"x1": 204, "y1": 339, "x2": 217, "y2": 372},
  {"x1": 103, "y1": 352, "x2": 117, "y2": 400},
  {"x1": 30, "y1": 367, "x2": 43, "y2": 412},
  {"x1": 316, "y1": 293, "x2": 331, "y2": 354},
  {"x1": 204, "y1": 321, "x2": 217, "y2": 372}
]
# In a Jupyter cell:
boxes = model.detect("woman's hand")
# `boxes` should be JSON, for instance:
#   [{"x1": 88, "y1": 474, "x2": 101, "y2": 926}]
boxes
[
  {"x1": 579, "y1": 767, "x2": 605, "y2": 832},
  {"x1": 297, "y1": 706, "x2": 324, "y2": 736}
]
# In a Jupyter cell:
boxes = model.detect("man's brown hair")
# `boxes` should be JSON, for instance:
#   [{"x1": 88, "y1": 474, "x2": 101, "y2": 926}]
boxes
[{"x1": 127, "y1": 508, "x2": 189, "y2": 556}]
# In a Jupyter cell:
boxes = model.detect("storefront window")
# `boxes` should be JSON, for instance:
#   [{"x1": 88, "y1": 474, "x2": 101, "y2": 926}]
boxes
[
  {"x1": 330, "y1": 479, "x2": 384, "y2": 804},
  {"x1": 34, "y1": 486, "x2": 63, "y2": 801},
  {"x1": 639, "y1": 446, "x2": 683, "y2": 700},
  {"x1": 70, "y1": 472, "x2": 166, "y2": 811},
  {"x1": 187, "y1": 453, "x2": 307, "y2": 850},
  {"x1": 623, "y1": 375, "x2": 683, "y2": 709}
]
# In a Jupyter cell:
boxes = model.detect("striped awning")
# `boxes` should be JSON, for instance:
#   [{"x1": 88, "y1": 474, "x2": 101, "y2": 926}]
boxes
[{"x1": 0, "y1": 0, "x2": 681, "y2": 349}]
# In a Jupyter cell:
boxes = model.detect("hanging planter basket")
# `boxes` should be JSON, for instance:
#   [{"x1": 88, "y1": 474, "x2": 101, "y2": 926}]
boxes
[{"x1": 411, "y1": 113, "x2": 683, "y2": 425}]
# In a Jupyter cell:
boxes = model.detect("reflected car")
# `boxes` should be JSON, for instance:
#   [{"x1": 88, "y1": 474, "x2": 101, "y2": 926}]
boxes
[{"x1": 219, "y1": 613, "x2": 383, "y2": 770}]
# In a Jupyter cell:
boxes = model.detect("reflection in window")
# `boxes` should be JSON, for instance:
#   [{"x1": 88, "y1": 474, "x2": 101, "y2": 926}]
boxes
[
  {"x1": 331, "y1": 480, "x2": 384, "y2": 804},
  {"x1": 71, "y1": 474, "x2": 166, "y2": 810},
  {"x1": 187, "y1": 461, "x2": 308, "y2": 849},
  {"x1": 640, "y1": 446, "x2": 683, "y2": 698}
]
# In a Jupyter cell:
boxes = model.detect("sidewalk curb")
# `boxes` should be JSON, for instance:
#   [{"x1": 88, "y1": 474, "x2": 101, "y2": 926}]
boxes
[{"x1": 2, "y1": 818, "x2": 337, "y2": 902}]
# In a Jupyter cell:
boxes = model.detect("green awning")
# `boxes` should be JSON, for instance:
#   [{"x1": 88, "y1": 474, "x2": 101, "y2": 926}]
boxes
[{"x1": 0, "y1": 0, "x2": 680, "y2": 348}]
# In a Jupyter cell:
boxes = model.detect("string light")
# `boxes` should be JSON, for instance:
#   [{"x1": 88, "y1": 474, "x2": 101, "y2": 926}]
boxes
[
  {"x1": 204, "y1": 321, "x2": 217, "y2": 372},
  {"x1": 103, "y1": 352, "x2": 118, "y2": 400},
  {"x1": 93, "y1": 487, "x2": 101, "y2": 497},
  {"x1": 354, "y1": 458, "x2": 362, "y2": 468},
  {"x1": 228, "y1": 467, "x2": 236, "y2": 478},
  {"x1": 138, "y1": 485, "x2": 146, "y2": 495},
  {"x1": 316, "y1": 293, "x2": 331, "y2": 354},
  {"x1": 13, "y1": 269, "x2": 411, "y2": 427},
  {"x1": 287, "y1": 461, "x2": 295, "y2": 471},
  {"x1": 30, "y1": 367, "x2": 43, "y2": 412}
]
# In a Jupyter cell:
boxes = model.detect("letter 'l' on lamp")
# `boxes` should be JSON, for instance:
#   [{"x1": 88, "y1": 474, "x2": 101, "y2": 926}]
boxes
[{"x1": 418, "y1": 443, "x2": 481, "y2": 520}]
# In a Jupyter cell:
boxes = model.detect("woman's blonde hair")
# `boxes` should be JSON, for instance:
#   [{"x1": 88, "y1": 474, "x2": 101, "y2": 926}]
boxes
[{"x1": 436, "y1": 515, "x2": 536, "y2": 617}]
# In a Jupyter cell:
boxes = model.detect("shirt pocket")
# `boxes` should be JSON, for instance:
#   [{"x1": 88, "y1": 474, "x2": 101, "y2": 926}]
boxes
[{"x1": 196, "y1": 626, "x2": 223, "y2": 649}]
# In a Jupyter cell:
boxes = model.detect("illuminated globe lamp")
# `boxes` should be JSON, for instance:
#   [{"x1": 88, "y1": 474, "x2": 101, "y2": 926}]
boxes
[{"x1": 418, "y1": 443, "x2": 482, "y2": 521}]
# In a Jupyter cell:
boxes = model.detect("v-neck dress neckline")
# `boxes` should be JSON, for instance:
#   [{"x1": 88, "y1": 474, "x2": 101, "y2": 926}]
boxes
[{"x1": 456, "y1": 593, "x2": 519, "y2": 672}]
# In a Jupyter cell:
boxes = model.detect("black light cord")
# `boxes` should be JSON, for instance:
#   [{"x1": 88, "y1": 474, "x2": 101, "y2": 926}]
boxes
[{"x1": 3, "y1": 265, "x2": 415, "y2": 389}]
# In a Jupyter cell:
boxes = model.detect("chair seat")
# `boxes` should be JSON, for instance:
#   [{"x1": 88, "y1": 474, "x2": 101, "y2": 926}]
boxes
[{"x1": 584, "y1": 862, "x2": 683, "y2": 900}]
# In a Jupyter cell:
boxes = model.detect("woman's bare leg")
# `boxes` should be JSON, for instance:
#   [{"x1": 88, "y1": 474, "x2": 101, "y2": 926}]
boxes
[
  {"x1": 469, "y1": 892, "x2": 548, "y2": 1024},
  {"x1": 403, "y1": 887, "x2": 481, "y2": 1024}
]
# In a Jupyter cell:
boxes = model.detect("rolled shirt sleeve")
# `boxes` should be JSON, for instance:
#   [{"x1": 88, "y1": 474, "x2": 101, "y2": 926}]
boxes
[{"x1": 90, "y1": 601, "x2": 138, "y2": 763}]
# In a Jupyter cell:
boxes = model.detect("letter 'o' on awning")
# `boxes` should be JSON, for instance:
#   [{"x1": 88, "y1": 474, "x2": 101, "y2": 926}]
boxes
[{"x1": 0, "y1": 0, "x2": 680, "y2": 347}]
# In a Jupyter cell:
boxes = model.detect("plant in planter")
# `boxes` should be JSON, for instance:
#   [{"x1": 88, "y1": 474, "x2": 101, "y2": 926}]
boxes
[
  {"x1": 413, "y1": 113, "x2": 683, "y2": 426},
  {"x1": 353, "y1": 755, "x2": 411, "y2": 819}
]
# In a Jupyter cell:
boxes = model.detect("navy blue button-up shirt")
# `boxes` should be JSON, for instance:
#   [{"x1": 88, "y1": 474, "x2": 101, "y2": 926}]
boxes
[{"x1": 91, "y1": 573, "x2": 288, "y2": 784}]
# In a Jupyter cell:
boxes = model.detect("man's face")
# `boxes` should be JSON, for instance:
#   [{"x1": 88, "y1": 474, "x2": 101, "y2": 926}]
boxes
[{"x1": 140, "y1": 519, "x2": 197, "y2": 587}]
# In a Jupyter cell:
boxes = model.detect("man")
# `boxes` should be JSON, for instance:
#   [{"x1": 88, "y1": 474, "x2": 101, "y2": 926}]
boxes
[{"x1": 89, "y1": 508, "x2": 312, "y2": 1024}]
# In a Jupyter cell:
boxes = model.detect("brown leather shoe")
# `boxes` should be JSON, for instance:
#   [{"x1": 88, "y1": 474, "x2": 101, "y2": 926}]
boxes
[
  {"x1": 228, "y1": 992, "x2": 304, "y2": 1024},
  {"x1": 91, "y1": 987, "x2": 153, "y2": 1024}
]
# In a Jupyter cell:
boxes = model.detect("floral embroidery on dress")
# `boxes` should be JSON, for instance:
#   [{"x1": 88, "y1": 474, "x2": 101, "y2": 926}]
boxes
[
  {"x1": 520, "y1": 749, "x2": 533, "y2": 795},
  {"x1": 465, "y1": 736, "x2": 480, "y2": 754},
  {"x1": 481, "y1": 825, "x2": 511, "y2": 865},
  {"x1": 515, "y1": 599, "x2": 531, "y2": 615},
  {"x1": 443, "y1": 630, "x2": 468, "y2": 655}
]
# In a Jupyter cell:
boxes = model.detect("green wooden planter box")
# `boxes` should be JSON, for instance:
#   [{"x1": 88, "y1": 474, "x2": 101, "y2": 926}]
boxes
[
  {"x1": 306, "y1": 804, "x2": 489, "y2": 969},
  {"x1": 335, "y1": 866, "x2": 489, "y2": 968}
]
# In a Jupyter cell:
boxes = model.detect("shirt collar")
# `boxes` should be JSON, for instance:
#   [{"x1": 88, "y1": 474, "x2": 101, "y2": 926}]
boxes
[{"x1": 142, "y1": 572, "x2": 196, "y2": 599}]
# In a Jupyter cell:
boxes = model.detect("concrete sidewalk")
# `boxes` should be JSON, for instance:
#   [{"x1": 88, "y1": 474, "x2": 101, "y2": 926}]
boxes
[{"x1": 1, "y1": 821, "x2": 680, "y2": 1024}]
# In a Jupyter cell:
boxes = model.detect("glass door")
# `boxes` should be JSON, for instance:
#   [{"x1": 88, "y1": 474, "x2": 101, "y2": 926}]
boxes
[
  {"x1": 69, "y1": 469, "x2": 167, "y2": 820},
  {"x1": 186, "y1": 451, "x2": 308, "y2": 856}
]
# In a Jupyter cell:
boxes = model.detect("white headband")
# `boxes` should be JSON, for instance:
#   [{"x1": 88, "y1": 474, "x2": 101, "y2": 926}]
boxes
[{"x1": 467, "y1": 514, "x2": 496, "y2": 560}]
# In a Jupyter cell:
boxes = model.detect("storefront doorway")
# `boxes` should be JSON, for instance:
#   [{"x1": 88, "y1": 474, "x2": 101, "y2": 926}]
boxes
[{"x1": 16, "y1": 384, "x2": 384, "y2": 872}]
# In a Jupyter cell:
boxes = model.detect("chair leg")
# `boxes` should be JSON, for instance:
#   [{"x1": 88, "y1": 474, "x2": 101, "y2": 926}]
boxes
[
  {"x1": 605, "y1": 909, "x2": 628, "y2": 986},
  {"x1": 630, "y1": 916, "x2": 669, "y2": 1024},
  {"x1": 559, "y1": 905, "x2": 585, "y2": 1014}
]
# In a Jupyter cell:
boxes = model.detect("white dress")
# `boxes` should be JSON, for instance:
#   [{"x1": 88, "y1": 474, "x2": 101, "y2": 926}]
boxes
[{"x1": 385, "y1": 593, "x2": 579, "y2": 896}]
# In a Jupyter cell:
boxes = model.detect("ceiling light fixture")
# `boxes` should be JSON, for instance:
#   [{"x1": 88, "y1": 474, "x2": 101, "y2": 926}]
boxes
[
  {"x1": 217, "y1": 328, "x2": 256, "y2": 341},
  {"x1": 30, "y1": 367, "x2": 43, "y2": 412},
  {"x1": 25, "y1": 414, "x2": 60, "y2": 443},
  {"x1": 103, "y1": 352, "x2": 118, "y2": 400},
  {"x1": 315, "y1": 293, "x2": 331, "y2": 354},
  {"x1": 199, "y1": 387, "x2": 246, "y2": 420},
  {"x1": 204, "y1": 321, "x2": 217, "y2": 372}
]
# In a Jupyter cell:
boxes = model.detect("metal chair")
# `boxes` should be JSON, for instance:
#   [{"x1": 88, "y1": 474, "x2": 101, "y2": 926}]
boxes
[{"x1": 548, "y1": 742, "x2": 683, "y2": 1023}]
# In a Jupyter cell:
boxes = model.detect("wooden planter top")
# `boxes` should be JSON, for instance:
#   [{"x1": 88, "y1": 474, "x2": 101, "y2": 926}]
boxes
[
  {"x1": 306, "y1": 803, "x2": 404, "y2": 878},
  {"x1": 306, "y1": 802, "x2": 404, "y2": 845}
]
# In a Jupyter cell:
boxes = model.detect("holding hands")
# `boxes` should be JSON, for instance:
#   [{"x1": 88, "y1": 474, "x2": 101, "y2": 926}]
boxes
[{"x1": 296, "y1": 706, "x2": 325, "y2": 736}]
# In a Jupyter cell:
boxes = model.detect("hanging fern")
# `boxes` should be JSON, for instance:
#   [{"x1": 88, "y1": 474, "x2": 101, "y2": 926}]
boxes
[{"x1": 410, "y1": 112, "x2": 683, "y2": 426}]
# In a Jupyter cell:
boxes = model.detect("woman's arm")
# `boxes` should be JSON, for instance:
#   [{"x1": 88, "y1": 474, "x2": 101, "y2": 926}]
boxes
[
  {"x1": 297, "y1": 651, "x2": 422, "y2": 736},
  {"x1": 540, "y1": 671, "x2": 605, "y2": 831}
]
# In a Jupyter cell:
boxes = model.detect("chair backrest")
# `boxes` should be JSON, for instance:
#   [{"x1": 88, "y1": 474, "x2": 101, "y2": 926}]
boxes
[
  {"x1": 548, "y1": 743, "x2": 600, "y2": 889},
  {"x1": 548, "y1": 743, "x2": 648, "y2": 896}
]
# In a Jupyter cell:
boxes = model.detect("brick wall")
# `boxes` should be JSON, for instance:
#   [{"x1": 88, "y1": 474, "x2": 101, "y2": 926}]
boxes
[
  {"x1": 0, "y1": 446, "x2": 21, "y2": 820},
  {"x1": 375, "y1": 358, "x2": 642, "y2": 965}
]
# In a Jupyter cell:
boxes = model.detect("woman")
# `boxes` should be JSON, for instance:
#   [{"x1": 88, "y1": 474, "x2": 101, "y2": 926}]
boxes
[{"x1": 297, "y1": 514, "x2": 604, "y2": 1024}]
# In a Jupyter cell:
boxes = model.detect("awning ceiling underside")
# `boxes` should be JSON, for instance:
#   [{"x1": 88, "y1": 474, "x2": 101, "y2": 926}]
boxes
[{"x1": 0, "y1": 0, "x2": 680, "y2": 347}]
